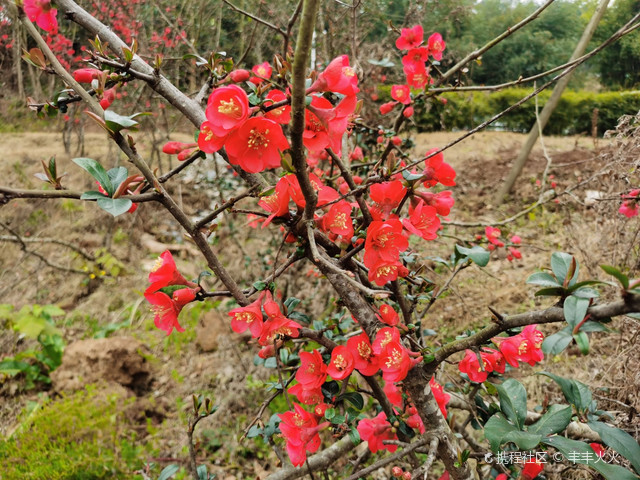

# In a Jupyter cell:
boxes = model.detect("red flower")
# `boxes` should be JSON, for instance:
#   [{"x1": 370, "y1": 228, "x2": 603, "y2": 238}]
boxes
[
  {"x1": 250, "y1": 61, "x2": 272, "y2": 84},
  {"x1": 363, "y1": 219, "x2": 409, "y2": 267},
  {"x1": 458, "y1": 349, "x2": 493, "y2": 383},
  {"x1": 205, "y1": 85, "x2": 250, "y2": 137},
  {"x1": 521, "y1": 460, "x2": 543, "y2": 480},
  {"x1": 308, "y1": 55, "x2": 359, "y2": 96},
  {"x1": 346, "y1": 333, "x2": 379, "y2": 376},
  {"x1": 289, "y1": 383, "x2": 324, "y2": 405},
  {"x1": 264, "y1": 89, "x2": 291, "y2": 124},
  {"x1": 391, "y1": 85, "x2": 412, "y2": 105},
  {"x1": 370, "y1": 180, "x2": 407, "y2": 219},
  {"x1": 146, "y1": 250, "x2": 195, "y2": 294},
  {"x1": 23, "y1": 0, "x2": 58, "y2": 33},
  {"x1": 228, "y1": 69, "x2": 250, "y2": 83},
  {"x1": 327, "y1": 345, "x2": 355, "y2": 380},
  {"x1": 368, "y1": 260, "x2": 409, "y2": 286},
  {"x1": 384, "y1": 381, "x2": 403, "y2": 407},
  {"x1": 320, "y1": 200, "x2": 354, "y2": 239},
  {"x1": 228, "y1": 293, "x2": 264, "y2": 338},
  {"x1": 403, "y1": 62, "x2": 430, "y2": 89},
  {"x1": 380, "y1": 101, "x2": 398, "y2": 115},
  {"x1": 198, "y1": 121, "x2": 228, "y2": 153},
  {"x1": 396, "y1": 25, "x2": 423, "y2": 50},
  {"x1": 72, "y1": 68, "x2": 101, "y2": 83},
  {"x1": 100, "y1": 88, "x2": 116, "y2": 110},
  {"x1": 372, "y1": 327, "x2": 401, "y2": 355},
  {"x1": 258, "y1": 179, "x2": 290, "y2": 227},
  {"x1": 590, "y1": 443, "x2": 605, "y2": 458},
  {"x1": 145, "y1": 287, "x2": 198, "y2": 335},
  {"x1": 357, "y1": 411, "x2": 398, "y2": 453},
  {"x1": 405, "y1": 404, "x2": 425, "y2": 434},
  {"x1": 422, "y1": 148, "x2": 456, "y2": 187},
  {"x1": 403, "y1": 107, "x2": 414, "y2": 118},
  {"x1": 379, "y1": 340, "x2": 421, "y2": 382},
  {"x1": 163, "y1": 141, "x2": 197, "y2": 155},
  {"x1": 482, "y1": 348, "x2": 506, "y2": 374},
  {"x1": 378, "y1": 303, "x2": 400, "y2": 326},
  {"x1": 295, "y1": 349, "x2": 328, "y2": 389},
  {"x1": 279, "y1": 403, "x2": 329, "y2": 466},
  {"x1": 427, "y1": 33, "x2": 446, "y2": 61},
  {"x1": 417, "y1": 190, "x2": 454, "y2": 216},
  {"x1": 619, "y1": 189, "x2": 640, "y2": 218},
  {"x1": 485, "y1": 226, "x2": 504, "y2": 247},
  {"x1": 403, "y1": 200, "x2": 440, "y2": 240},
  {"x1": 350, "y1": 147, "x2": 364, "y2": 162},
  {"x1": 226, "y1": 117, "x2": 290, "y2": 173},
  {"x1": 305, "y1": 95, "x2": 357, "y2": 154},
  {"x1": 258, "y1": 296, "x2": 302, "y2": 346},
  {"x1": 430, "y1": 377, "x2": 450, "y2": 418}
]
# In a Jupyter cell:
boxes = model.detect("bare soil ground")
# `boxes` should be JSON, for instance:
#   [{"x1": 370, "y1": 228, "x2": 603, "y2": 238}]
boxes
[{"x1": 0, "y1": 127, "x2": 638, "y2": 479}]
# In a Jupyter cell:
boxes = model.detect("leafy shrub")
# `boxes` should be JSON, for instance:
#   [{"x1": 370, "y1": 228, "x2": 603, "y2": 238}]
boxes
[{"x1": 377, "y1": 86, "x2": 640, "y2": 135}]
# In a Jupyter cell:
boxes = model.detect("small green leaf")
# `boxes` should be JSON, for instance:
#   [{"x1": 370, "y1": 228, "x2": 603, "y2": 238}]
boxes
[
  {"x1": 80, "y1": 191, "x2": 108, "y2": 200},
  {"x1": 573, "y1": 331, "x2": 590, "y2": 354},
  {"x1": 571, "y1": 287, "x2": 600, "y2": 299},
  {"x1": 107, "y1": 166, "x2": 128, "y2": 191},
  {"x1": 563, "y1": 296, "x2": 590, "y2": 330},
  {"x1": 551, "y1": 252, "x2": 578, "y2": 287},
  {"x1": 526, "y1": 272, "x2": 561, "y2": 288},
  {"x1": 96, "y1": 197, "x2": 133, "y2": 217},
  {"x1": 528, "y1": 405, "x2": 572, "y2": 436},
  {"x1": 493, "y1": 378, "x2": 527, "y2": 430},
  {"x1": 104, "y1": 110, "x2": 147, "y2": 133},
  {"x1": 455, "y1": 245, "x2": 490, "y2": 267},
  {"x1": 338, "y1": 392, "x2": 364, "y2": 410},
  {"x1": 542, "y1": 327, "x2": 574, "y2": 355},
  {"x1": 601, "y1": 265, "x2": 629, "y2": 290},
  {"x1": 534, "y1": 287, "x2": 566, "y2": 297},
  {"x1": 73, "y1": 158, "x2": 113, "y2": 195},
  {"x1": 157, "y1": 464, "x2": 180, "y2": 480},
  {"x1": 588, "y1": 421, "x2": 640, "y2": 473},
  {"x1": 348, "y1": 426, "x2": 361, "y2": 445}
]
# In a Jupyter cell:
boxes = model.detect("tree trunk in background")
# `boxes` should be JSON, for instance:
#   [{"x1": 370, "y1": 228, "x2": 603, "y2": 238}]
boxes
[{"x1": 493, "y1": 0, "x2": 611, "y2": 206}]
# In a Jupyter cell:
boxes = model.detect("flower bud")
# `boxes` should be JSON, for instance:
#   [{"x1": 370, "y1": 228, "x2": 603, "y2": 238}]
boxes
[{"x1": 229, "y1": 69, "x2": 251, "y2": 83}]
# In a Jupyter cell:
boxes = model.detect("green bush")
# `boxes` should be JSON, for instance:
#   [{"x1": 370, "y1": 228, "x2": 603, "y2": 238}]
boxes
[
  {"x1": 0, "y1": 387, "x2": 140, "y2": 479},
  {"x1": 377, "y1": 86, "x2": 640, "y2": 135}
]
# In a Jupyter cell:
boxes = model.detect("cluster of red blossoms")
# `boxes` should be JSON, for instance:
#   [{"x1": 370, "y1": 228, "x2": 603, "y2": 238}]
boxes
[
  {"x1": 483, "y1": 226, "x2": 523, "y2": 261},
  {"x1": 379, "y1": 25, "x2": 446, "y2": 117},
  {"x1": 23, "y1": 0, "x2": 58, "y2": 33},
  {"x1": 458, "y1": 325, "x2": 544, "y2": 383},
  {"x1": 144, "y1": 251, "x2": 199, "y2": 335}
]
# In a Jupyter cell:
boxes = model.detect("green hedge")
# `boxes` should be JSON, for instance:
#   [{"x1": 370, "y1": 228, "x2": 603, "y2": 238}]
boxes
[{"x1": 377, "y1": 86, "x2": 640, "y2": 136}]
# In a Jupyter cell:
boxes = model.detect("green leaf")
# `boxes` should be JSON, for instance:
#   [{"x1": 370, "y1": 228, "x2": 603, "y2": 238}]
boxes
[
  {"x1": 551, "y1": 252, "x2": 578, "y2": 287},
  {"x1": 14, "y1": 314, "x2": 61, "y2": 339},
  {"x1": 80, "y1": 191, "x2": 108, "y2": 200},
  {"x1": 563, "y1": 296, "x2": 590, "y2": 330},
  {"x1": 455, "y1": 245, "x2": 490, "y2": 267},
  {"x1": 96, "y1": 197, "x2": 133, "y2": 217},
  {"x1": 324, "y1": 408, "x2": 336, "y2": 420},
  {"x1": 0, "y1": 359, "x2": 32, "y2": 376},
  {"x1": 534, "y1": 287, "x2": 566, "y2": 297},
  {"x1": 573, "y1": 331, "x2": 590, "y2": 354},
  {"x1": 580, "y1": 321, "x2": 610, "y2": 333},
  {"x1": 571, "y1": 287, "x2": 600, "y2": 299},
  {"x1": 157, "y1": 464, "x2": 180, "y2": 480},
  {"x1": 104, "y1": 110, "x2": 147, "y2": 133},
  {"x1": 542, "y1": 327, "x2": 574, "y2": 355},
  {"x1": 543, "y1": 436, "x2": 638, "y2": 480},
  {"x1": 493, "y1": 378, "x2": 527, "y2": 430},
  {"x1": 501, "y1": 430, "x2": 542, "y2": 450},
  {"x1": 527, "y1": 271, "x2": 562, "y2": 287},
  {"x1": 484, "y1": 413, "x2": 518, "y2": 452},
  {"x1": 588, "y1": 421, "x2": 640, "y2": 473},
  {"x1": 42, "y1": 305, "x2": 65, "y2": 317},
  {"x1": 107, "y1": 166, "x2": 128, "y2": 191},
  {"x1": 528, "y1": 405, "x2": 572, "y2": 436},
  {"x1": 338, "y1": 392, "x2": 364, "y2": 410},
  {"x1": 348, "y1": 426, "x2": 361, "y2": 445},
  {"x1": 601, "y1": 265, "x2": 629, "y2": 290},
  {"x1": 197, "y1": 465, "x2": 208, "y2": 480},
  {"x1": 73, "y1": 158, "x2": 113, "y2": 195}
]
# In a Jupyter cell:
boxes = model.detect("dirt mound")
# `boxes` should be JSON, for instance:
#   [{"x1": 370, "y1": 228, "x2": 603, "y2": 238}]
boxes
[{"x1": 51, "y1": 337, "x2": 152, "y2": 395}]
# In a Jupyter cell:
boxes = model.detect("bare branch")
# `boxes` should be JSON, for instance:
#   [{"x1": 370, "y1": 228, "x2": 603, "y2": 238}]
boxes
[
  {"x1": 222, "y1": 0, "x2": 287, "y2": 38},
  {"x1": 345, "y1": 438, "x2": 428, "y2": 480}
]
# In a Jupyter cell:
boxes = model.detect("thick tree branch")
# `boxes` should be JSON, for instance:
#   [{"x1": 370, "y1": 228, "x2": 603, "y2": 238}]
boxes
[{"x1": 290, "y1": 0, "x2": 320, "y2": 220}]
